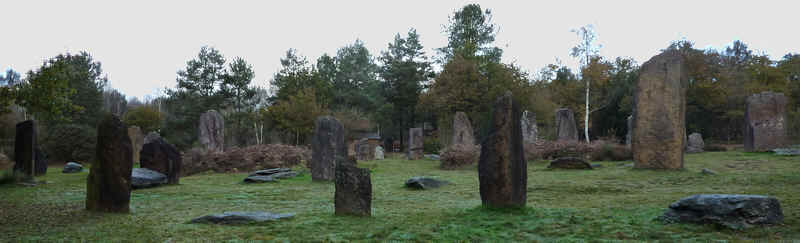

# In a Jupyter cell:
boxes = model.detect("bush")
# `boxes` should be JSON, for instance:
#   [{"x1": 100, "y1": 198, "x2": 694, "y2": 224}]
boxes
[
  {"x1": 705, "y1": 144, "x2": 727, "y2": 152},
  {"x1": 440, "y1": 144, "x2": 480, "y2": 169},
  {"x1": 424, "y1": 137, "x2": 442, "y2": 154},
  {"x1": 181, "y1": 144, "x2": 311, "y2": 176},
  {"x1": 40, "y1": 124, "x2": 96, "y2": 163},
  {"x1": 588, "y1": 140, "x2": 632, "y2": 161},
  {"x1": 123, "y1": 106, "x2": 163, "y2": 133},
  {"x1": 525, "y1": 140, "x2": 592, "y2": 160}
]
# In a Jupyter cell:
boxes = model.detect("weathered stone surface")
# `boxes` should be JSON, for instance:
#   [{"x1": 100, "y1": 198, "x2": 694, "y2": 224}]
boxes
[
  {"x1": 86, "y1": 114, "x2": 133, "y2": 213},
  {"x1": 311, "y1": 116, "x2": 347, "y2": 181},
  {"x1": 548, "y1": 157, "x2": 593, "y2": 170},
  {"x1": 128, "y1": 126, "x2": 144, "y2": 164},
  {"x1": 375, "y1": 146, "x2": 384, "y2": 160},
  {"x1": 13, "y1": 120, "x2": 42, "y2": 177},
  {"x1": 478, "y1": 91, "x2": 527, "y2": 208},
  {"x1": 625, "y1": 115, "x2": 633, "y2": 148},
  {"x1": 63, "y1": 162, "x2": 83, "y2": 173},
  {"x1": 140, "y1": 137, "x2": 182, "y2": 184},
  {"x1": 243, "y1": 175, "x2": 277, "y2": 183},
  {"x1": 452, "y1": 112, "x2": 475, "y2": 146},
  {"x1": 660, "y1": 194, "x2": 783, "y2": 230},
  {"x1": 335, "y1": 164, "x2": 372, "y2": 216},
  {"x1": 521, "y1": 110, "x2": 538, "y2": 144},
  {"x1": 686, "y1": 133, "x2": 704, "y2": 153},
  {"x1": 198, "y1": 110, "x2": 225, "y2": 153},
  {"x1": 632, "y1": 50, "x2": 687, "y2": 170},
  {"x1": 249, "y1": 168, "x2": 291, "y2": 177},
  {"x1": 355, "y1": 137, "x2": 380, "y2": 161},
  {"x1": 744, "y1": 92, "x2": 788, "y2": 152},
  {"x1": 405, "y1": 177, "x2": 448, "y2": 190},
  {"x1": 243, "y1": 171, "x2": 299, "y2": 183},
  {"x1": 407, "y1": 128, "x2": 424, "y2": 160},
  {"x1": 190, "y1": 211, "x2": 295, "y2": 225},
  {"x1": 131, "y1": 168, "x2": 167, "y2": 189},
  {"x1": 425, "y1": 154, "x2": 441, "y2": 160},
  {"x1": 701, "y1": 168, "x2": 717, "y2": 175},
  {"x1": 555, "y1": 108, "x2": 578, "y2": 141},
  {"x1": 144, "y1": 132, "x2": 161, "y2": 144}
]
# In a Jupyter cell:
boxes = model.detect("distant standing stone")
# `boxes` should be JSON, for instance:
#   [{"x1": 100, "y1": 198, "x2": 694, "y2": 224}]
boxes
[
  {"x1": 13, "y1": 120, "x2": 38, "y2": 177},
  {"x1": 521, "y1": 110, "x2": 538, "y2": 144},
  {"x1": 335, "y1": 163, "x2": 372, "y2": 216},
  {"x1": 451, "y1": 112, "x2": 475, "y2": 146},
  {"x1": 744, "y1": 92, "x2": 788, "y2": 152},
  {"x1": 375, "y1": 146, "x2": 384, "y2": 160},
  {"x1": 555, "y1": 108, "x2": 579, "y2": 141},
  {"x1": 407, "y1": 128, "x2": 424, "y2": 160},
  {"x1": 625, "y1": 115, "x2": 633, "y2": 148},
  {"x1": 686, "y1": 133, "x2": 704, "y2": 153},
  {"x1": 198, "y1": 110, "x2": 225, "y2": 153},
  {"x1": 478, "y1": 91, "x2": 527, "y2": 208},
  {"x1": 660, "y1": 194, "x2": 783, "y2": 230},
  {"x1": 140, "y1": 136, "x2": 182, "y2": 184},
  {"x1": 62, "y1": 162, "x2": 83, "y2": 173},
  {"x1": 86, "y1": 114, "x2": 133, "y2": 213},
  {"x1": 311, "y1": 116, "x2": 347, "y2": 181},
  {"x1": 633, "y1": 50, "x2": 687, "y2": 170},
  {"x1": 128, "y1": 126, "x2": 144, "y2": 164}
]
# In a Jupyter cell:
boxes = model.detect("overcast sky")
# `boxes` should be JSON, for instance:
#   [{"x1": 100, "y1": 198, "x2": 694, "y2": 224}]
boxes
[{"x1": 2, "y1": 0, "x2": 798, "y2": 100}]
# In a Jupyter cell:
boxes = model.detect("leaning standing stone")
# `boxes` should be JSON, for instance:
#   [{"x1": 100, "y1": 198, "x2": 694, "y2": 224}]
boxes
[
  {"x1": 407, "y1": 128, "x2": 423, "y2": 160},
  {"x1": 555, "y1": 108, "x2": 578, "y2": 141},
  {"x1": 451, "y1": 112, "x2": 475, "y2": 146},
  {"x1": 334, "y1": 162, "x2": 372, "y2": 216},
  {"x1": 633, "y1": 50, "x2": 687, "y2": 169},
  {"x1": 86, "y1": 114, "x2": 133, "y2": 213},
  {"x1": 140, "y1": 137, "x2": 182, "y2": 184},
  {"x1": 198, "y1": 110, "x2": 225, "y2": 153},
  {"x1": 311, "y1": 116, "x2": 347, "y2": 181},
  {"x1": 744, "y1": 92, "x2": 788, "y2": 152},
  {"x1": 478, "y1": 91, "x2": 527, "y2": 208},
  {"x1": 13, "y1": 120, "x2": 37, "y2": 177}
]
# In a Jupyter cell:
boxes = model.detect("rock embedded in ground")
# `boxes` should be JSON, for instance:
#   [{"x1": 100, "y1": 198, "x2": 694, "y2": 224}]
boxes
[
  {"x1": 548, "y1": 157, "x2": 593, "y2": 170},
  {"x1": 249, "y1": 168, "x2": 291, "y2": 177},
  {"x1": 478, "y1": 91, "x2": 527, "y2": 208},
  {"x1": 701, "y1": 168, "x2": 717, "y2": 175},
  {"x1": 424, "y1": 154, "x2": 441, "y2": 160},
  {"x1": 131, "y1": 168, "x2": 168, "y2": 189},
  {"x1": 659, "y1": 194, "x2": 783, "y2": 230},
  {"x1": 62, "y1": 162, "x2": 83, "y2": 173},
  {"x1": 243, "y1": 169, "x2": 298, "y2": 183},
  {"x1": 86, "y1": 114, "x2": 133, "y2": 213},
  {"x1": 243, "y1": 175, "x2": 277, "y2": 183},
  {"x1": 190, "y1": 211, "x2": 295, "y2": 225},
  {"x1": 405, "y1": 177, "x2": 449, "y2": 190}
]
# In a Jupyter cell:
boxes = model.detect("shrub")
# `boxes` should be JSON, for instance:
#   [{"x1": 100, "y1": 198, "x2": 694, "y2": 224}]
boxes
[
  {"x1": 424, "y1": 137, "x2": 442, "y2": 154},
  {"x1": 525, "y1": 140, "x2": 592, "y2": 160},
  {"x1": 704, "y1": 144, "x2": 727, "y2": 152},
  {"x1": 123, "y1": 106, "x2": 163, "y2": 133},
  {"x1": 181, "y1": 144, "x2": 311, "y2": 176},
  {"x1": 588, "y1": 140, "x2": 632, "y2": 161},
  {"x1": 40, "y1": 124, "x2": 96, "y2": 163},
  {"x1": 440, "y1": 144, "x2": 480, "y2": 169}
]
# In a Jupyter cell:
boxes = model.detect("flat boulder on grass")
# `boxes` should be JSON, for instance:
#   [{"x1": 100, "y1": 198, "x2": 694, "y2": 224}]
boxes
[
  {"x1": 131, "y1": 168, "x2": 167, "y2": 189},
  {"x1": 243, "y1": 168, "x2": 299, "y2": 183},
  {"x1": 190, "y1": 211, "x2": 295, "y2": 225},
  {"x1": 660, "y1": 194, "x2": 783, "y2": 230},
  {"x1": 405, "y1": 177, "x2": 448, "y2": 190},
  {"x1": 62, "y1": 162, "x2": 83, "y2": 173},
  {"x1": 548, "y1": 157, "x2": 592, "y2": 170}
]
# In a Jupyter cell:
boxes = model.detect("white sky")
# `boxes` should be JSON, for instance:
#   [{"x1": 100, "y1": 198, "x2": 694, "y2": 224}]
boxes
[{"x1": 2, "y1": 0, "x2": 798, "y2": 100}]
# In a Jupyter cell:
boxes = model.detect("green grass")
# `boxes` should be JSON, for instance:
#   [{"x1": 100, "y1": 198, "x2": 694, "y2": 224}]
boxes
[{"x1": 1, "y1": 151, "x2": 799, "y2": 241}]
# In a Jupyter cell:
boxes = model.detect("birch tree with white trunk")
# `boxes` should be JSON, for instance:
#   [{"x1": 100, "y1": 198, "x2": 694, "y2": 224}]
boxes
[{"x1": 570, "y1": 25, "x2": 601, "y2": 143}]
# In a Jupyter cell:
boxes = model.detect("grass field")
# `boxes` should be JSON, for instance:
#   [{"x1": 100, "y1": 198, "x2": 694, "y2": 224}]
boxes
[{"x1": 1, "y1": 151, "x2": 799, "y2": 241}]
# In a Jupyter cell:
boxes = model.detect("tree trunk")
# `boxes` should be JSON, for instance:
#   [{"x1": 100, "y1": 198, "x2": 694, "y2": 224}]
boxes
[{"x1": 584, "y1": 77, "x2": 590, "y2": 143}]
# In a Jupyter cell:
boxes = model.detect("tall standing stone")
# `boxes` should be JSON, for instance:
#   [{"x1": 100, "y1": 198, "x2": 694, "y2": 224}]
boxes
[
  {"x1": 311, "y1": 116, "x2": 347, "y2": 181},
  {"x1": 334, "y1": 161, "x2": 372, "y2": 216},
  {"x1": 625, "y1": 115, "x2": 633, "y2": 148},
  {"x1": 86, "y1": 114, "x2": 133, "y2": 213},
  {"x1": 128, "y1": 126, "x2": 144, "y2": 164},
  {"x1": 744, "y1": 92, "x2": 788, "y2": 152},
  {"x1": 407, "y1": 128, "x2": 423, "y2": 160},
  {"x1": 521, "y1": 110, "x2": 538, "y2": 144},
  {"x1": 140, "y1": 137, "x2": 182, "y2": 184},
  {"x1": 632, "y1": 50, "x2": 687, "y2": 170},
  {"x1": 451, "y1": 112, "x2": 475, "y2": 146},
  {"x1": 478, "y1": 91, "x2": 527, "y2": 208},
  {"x1": 13, "y1": 120, "x2": 37, "y2": 177},
  {"x1": 555, "y1": 108, "x2": 579, "y2": 141},
  {"x1": 198, "y1": 110, "x2": 224, "y2": 153}
]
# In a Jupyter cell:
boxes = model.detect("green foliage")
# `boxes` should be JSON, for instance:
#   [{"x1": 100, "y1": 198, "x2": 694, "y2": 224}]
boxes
[
  {"x1": 438, "y1": 4, "x2": 502, "y2": 64},
  {"x1": 40, "y1": 124, "x2": 96, "y2": 163},
  {"x1": 176, "y1": 46, "x2": 226, "y2": 98},
  {"x1": 123, "y1": 106, "x2": 163, "y2": 133},
  {"x1": 271, "y1": 49, "x2": 331, "y2": 106},
  {"x1": 331, "y1": 40, "x2": 381, "y2": 112},
  {"x1": 266, "y1": 87, "x2": 326, "y2": 145},
  {"x1": 423, "y1": 136, "x2": 442, "y2": 154}
]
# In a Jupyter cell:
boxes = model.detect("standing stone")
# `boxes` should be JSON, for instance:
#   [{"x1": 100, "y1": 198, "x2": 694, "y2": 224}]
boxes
[
  {"x1": 744, "y1": 92, "x2": 788, "y2": 152},
  {"x1": 128, "y1": 126, "x2": 144, "y2": 164},
  {"x1": 686, "y1": 133, "x2": 705, "y2": 153},
  {"x1": 334, "y1": 162, "x2": 372, "y2": 216},
  {"x1": 451, "y1": 112, "x2": 475, "y2": 146},
  {"x1": 375, "y1": 146, "x2": 384, "y2": 160},
  {"x1": 478, "y1": 91, "x2": 527, "y2": 208},
  {"x1": 311, "y1": 116, "x2": 347, "y2": 181},
  {"x1": 521, "y1": 110, "x2": 538, "y2": 144},
  {"x1": 198, "y1": 110, "x2": 224, "y2": 153},
  {"x1": 140, "y1": 137, "x2": 182, "y2": 184},
  {"x1": 555, "y1": 108, "x2": 579, "y2": 141},
  {"x1": 632, "y1": 50, "x2": 687, "y2": 170},
  {"x1": 407, "y1": 128, "x2": 423, "y2": 160},
  {"x1": 13, "y1": 120, "x2": 38, "y2": 177},
  {"x1": 86, "y1": 114, "x2": 133, "y2": 213},
  {"x1": 625, "y1": 115, "x2": 633, "y2": 148}
]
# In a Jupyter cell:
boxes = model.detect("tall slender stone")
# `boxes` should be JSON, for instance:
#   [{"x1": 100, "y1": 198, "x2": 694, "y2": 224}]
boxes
[
  {"x1": 521, "y1": 110, "x2": 538, "y2": 144},
  {"x1": 86, "y1": 114, "x2": 133, "y2": 213},
  {"x1": 744, "y1": 92, "x2": 788, "y2": 152},
  {"x1": 407, "y1": 128, "x2": 423, "y2": 160},
  {"x1": 334, "y1": 160, "x2": 372, "y2": 216},
  {"x1": 140, "y1": 137, "x2": 182, "y2": 184},
  {"x1": 198, "y1": 110, "x2": 224, "y2": 153},
  {"x1": 451, "y1": 112, "x2": 475, "y2": 146},
  {"x1": 555, "y1": 108, "x2": 578, "y2": 141},
  {"x1": 632, "y1": 50, "x2": 687, "y2": 169},
  {"x1": 13, "y1": 120, "x2": 37, "y2": 177},
  {"x1": 311, "y1": 116, "x2": 347, "y2": 181},
  {"x1": 478, "y1": 91, "x2": 527, "y2": 208}
]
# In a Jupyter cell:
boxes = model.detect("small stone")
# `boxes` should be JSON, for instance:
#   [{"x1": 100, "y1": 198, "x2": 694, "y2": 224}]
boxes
[
  {"x1": 660, "y1": 194, "x2": 783, "y2": 230},
  {"x1": 591, "y1": 163, "x2": 604, "y2": 169},
  {"x1": 131, "y1": 168, "x2": 168, "y2": 189},
  {"x1": 701, "y1": 168, "x2": 717, "y2": 175},
  {"x1": 548, "y1": 157, "x2": 593, "y2": 170},
  {"x1": 190, "y1": 211, "x2": 295, "y2": 225},
  {"x1": 375, "y1": 146, "x2": 385, "y2": 160},
  {"x1": 424, "y1": 154, "x2": 441, "y2": 160},
  {"x1": 249, "y1": 168, "x2": 291, "y2": 177},
  {"x1": 243, "y1": 175, "x2": 277, "y2": 183},
  {"x1": 62, "y1": 162, "x2": 83, "y2": 173},
  {"x1": 405, "y1": 177, "x2": 448, "y2": 190}
]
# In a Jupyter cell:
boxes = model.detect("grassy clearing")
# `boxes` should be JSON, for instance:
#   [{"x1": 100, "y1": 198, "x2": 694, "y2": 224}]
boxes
[{"x1": 0, "y1": 151, "x2": 798, "y2": 241}]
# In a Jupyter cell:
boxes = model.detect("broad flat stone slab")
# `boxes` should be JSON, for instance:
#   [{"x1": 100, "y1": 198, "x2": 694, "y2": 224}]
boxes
[
  {"x1": 660, "y1": 194, "x2": 783, "y2": 230},
  {"x1": 190, "y1": 211, "x2": 295, "y2": 225},
  {"x1": 405, "y1": 177, "x2": 448, "y2": 190},
  {"x1": 249, "y1": 168, "x2": 291, "y2": 177},
  {"x1": 131, "y1": 168, "x2": 167, "y2": 189},
  {"x1": 62, "y1": 162, "x2": 83, "y2": 173}
]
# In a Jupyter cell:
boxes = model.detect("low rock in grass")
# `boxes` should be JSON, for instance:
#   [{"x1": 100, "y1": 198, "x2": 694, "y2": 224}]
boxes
[
  {"x1": 131, "y1": 168, "x2": 167, "y2": 189},
  {"x1": 659, "y1": 194, "x2": 783, "y2": 230},
  {"x1": 405, "y1": 177, "x2": 448, "y2": 190},
  {"x1": 243, "y1": 168, "x2": 299, "y2": 183},
  {"x1": 248, "y1": 168, "x2": 291, "y2": 177},
  {"x1": 548, "y1": 157, "x2": 592, "y2": 170},
  {"x1": 190, "y1": 211, "x2": 295, "y2": 225},
  {"x1": 591, "y1": 163, "x2": 603, "y2": 169},
  {"x1": 62, "y1": 162, "x2": 83, "y2": 173},
  {"x1": 244, "y1": 175, "x2": 277, "y2": 183},
  {"x1": 773, "y1": 148, "x2": 800, "y2": 156},
  {"x1": 701, "y1": 168, "x2": 717, "y2": 175},
  {"x1": 425, "y1": 154, "x2": 441, "y2": 160}
]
